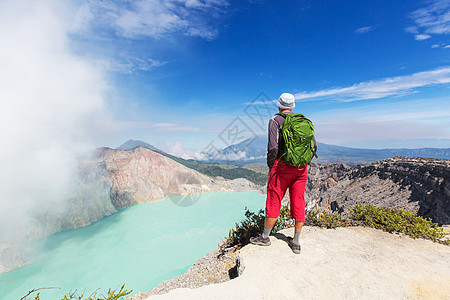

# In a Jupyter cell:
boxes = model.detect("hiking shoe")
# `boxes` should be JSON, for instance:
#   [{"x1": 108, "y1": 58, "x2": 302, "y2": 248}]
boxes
[
  {"x1": 250, "y1": 234, "x2": 271, "y2": 246},
  {"x1": 287, "y1": 237, "x2": 301, "y2": 254}
]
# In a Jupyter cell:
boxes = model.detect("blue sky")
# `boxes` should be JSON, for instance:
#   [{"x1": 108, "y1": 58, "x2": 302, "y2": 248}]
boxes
[{"x1": 2, "y1": 0, "x2": 450, "y2": 159}]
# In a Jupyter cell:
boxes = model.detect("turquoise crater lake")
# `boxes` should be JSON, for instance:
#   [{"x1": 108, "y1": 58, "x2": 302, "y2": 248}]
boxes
[{"x1": 0, "y1": 191, "x2": 265, "y2": 299}]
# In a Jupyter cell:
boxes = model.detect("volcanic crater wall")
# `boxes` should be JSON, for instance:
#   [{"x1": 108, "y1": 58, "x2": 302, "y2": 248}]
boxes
[
  {"x1": 0, "y1": 147, "x2": 260, "y2": 273},
  {"x1": 317, "y1": 157, "x2": 450, "y2": 225}
]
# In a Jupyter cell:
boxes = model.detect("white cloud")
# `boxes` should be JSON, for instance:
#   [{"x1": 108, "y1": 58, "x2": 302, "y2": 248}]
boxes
[
  {"x1": 97, "y1": 120, "x2": 200, "y2": 132},
  {"x1": 431, "y1": 43, "x2": 450, "y2": 48},
  {"x1": 158, "y1": 140, "x2": 200, "y2": 159},
  {"x1": 311, "y1": 97, "x2": 450, "y2": 146},
  {"x1": 85, "y1": 0, "x2": 229, "y2": 40},
  {"x1": 405, "y1": 26, "x2": 418, "y2": 34},
  {"x1": 355, "y1": 26, "x2": 375, "y2": 34},
  {"x1": 408, "y1": 0, "x2": 450, "y2": 39},
  {"x1": 415, "y1": 34, "x2": 432, "y2": 40},
  {"x1": 99, "y1": 56, "x2": 169, "y2": 74},
  {"x1": 161, "y1": 141, "x2": 189, "y2": 158},
  {"x1": 294, "y1": 67, "x2": 450, "y2": 102},
  {"x1": 66, "y1": 0, "x2": 229, "y2": 75},
  {"x1": 0, "y1": 0, "x2": 109, "y2": 242},
  {"x1": 152, "y1": 122, "x2": 201, "y2": 131}
]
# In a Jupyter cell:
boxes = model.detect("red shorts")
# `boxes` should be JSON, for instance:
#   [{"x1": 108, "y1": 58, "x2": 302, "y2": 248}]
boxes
[{"x1": 265, "y1": 158, "x2": 308, "y2": 221}]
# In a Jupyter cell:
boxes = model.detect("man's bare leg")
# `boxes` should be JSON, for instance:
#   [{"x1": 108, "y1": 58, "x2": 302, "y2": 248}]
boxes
[
  {"x1": 265, "y1": 216, "x2": 278, "y2": 228},
  {"x1": 295, "y1": 220, "x2": 304, "y2": 232}
]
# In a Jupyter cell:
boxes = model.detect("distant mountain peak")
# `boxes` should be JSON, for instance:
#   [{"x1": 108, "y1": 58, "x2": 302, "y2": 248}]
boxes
[
  {"x1": 205, "y1": 135, "x2": 450, "y2": 165},
  {"x1": 116, "y1": 139, "x2": 161, "y2": 152}
]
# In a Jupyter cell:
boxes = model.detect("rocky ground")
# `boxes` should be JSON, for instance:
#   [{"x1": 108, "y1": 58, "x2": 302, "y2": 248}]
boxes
[
  {"x1": 127, "y1": 227, "x2": 450, "y2": 299},
  {"x1": 130, "y1": 226, "x2": 450, "y2": 300}
]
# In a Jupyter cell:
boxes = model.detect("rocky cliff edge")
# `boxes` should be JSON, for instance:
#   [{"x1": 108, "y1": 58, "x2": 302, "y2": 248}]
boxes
[{"x1": 139, "y1": 226, "x2": 450, "y2": 300}]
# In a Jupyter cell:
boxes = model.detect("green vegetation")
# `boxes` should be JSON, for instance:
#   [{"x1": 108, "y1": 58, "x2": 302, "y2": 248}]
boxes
[
  {"x1": 224, "y1": 208, "x2": 265, "y2": 247},
  {"x1": 165, "y1": 155, "x2": 268, "y2": 185},
  {"x1": 305, "y1": 209, "x2": 351, "y2": 228},
  {"x1": 224, "y1": 205, "x2": 292, "y2": 247},
  {"x1": 145, "y1": 147, "x2": 269, "y2": 185},
  {"x1": 242, "y1": 163, "x2": 268, "y2": 174},
  {"x1": 224, "y1": 204, "x2": 449, "y2": 247},
  {"x1": 199, "y1": 165, "x2": 268, "y2": 185},
  {"x1": 349, "y1": 204, "x2": 449, "y2": 245},
  {"x1": 21, "y1": 284, "x2": 131, "y2": 300}
]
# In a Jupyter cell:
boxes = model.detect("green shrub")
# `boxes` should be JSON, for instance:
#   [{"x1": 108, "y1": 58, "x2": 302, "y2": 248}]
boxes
[
  {"x1": 225, "y1": 202, "x2": 450, "y2": 248},
  {"x1": 22, "y1": 284, "x2": 131, "y2": 300},
  {"x1": 305, "y1": 209, "x2": 350, "y2": 228},
  {"x1": 224, "y1": 204, "x2": 293, "y2": 247},
  {"x1": 62, "y1": 284, "x2": 131, "y2": 300},
  {"x1": 225, "y1": 208, "x2": 265, "y2": 247},
  {"x1": 349, "y1": 204, "x2": 449, "y2": 245},
  {"x1": 225, "y1": 204, "x2": 449, "y2": 247}
]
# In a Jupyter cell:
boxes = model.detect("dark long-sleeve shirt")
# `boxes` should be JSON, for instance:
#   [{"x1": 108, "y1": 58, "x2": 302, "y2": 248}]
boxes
[{"x1": 267, "y1": 113, "x2": 317, "y2": 168}]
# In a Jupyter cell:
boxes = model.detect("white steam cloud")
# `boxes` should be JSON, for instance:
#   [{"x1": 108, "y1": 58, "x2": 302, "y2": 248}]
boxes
[{"x1": 0, "y1": 1, "x2": 107, "y2": 243}]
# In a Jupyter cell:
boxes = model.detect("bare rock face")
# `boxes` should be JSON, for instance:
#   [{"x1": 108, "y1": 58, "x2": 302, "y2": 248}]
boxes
[
  {"x1": 262, "y1": 163, "x2": 351, "y2": 209},
  {"x1": 305, "y1": 163, "x2": 351, "y2": 210},
  {"x1": 102, "y1": 147, "x2": 260, "y2": 209},
  {"x1": 318, "y1": 157, "x2": 450, "y2": 225},
  {"x1": 0, "y1": 245, "x2": 29, "y2": 274}
]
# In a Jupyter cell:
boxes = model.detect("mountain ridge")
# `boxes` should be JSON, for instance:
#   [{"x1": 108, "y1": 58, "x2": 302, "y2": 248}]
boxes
[
  {"x1": 215, "y1": 136, "x2": 450, "y2": 165},
  {"x1": 118, "y1": 138, "x2": 450, "y2": 166},
  {"x1": 116, "y1": 139, "x2": 163, "y2": 153}
]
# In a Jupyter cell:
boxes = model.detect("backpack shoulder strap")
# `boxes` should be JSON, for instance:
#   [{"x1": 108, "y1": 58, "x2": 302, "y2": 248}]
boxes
[
  {"x1": 276, "y1": 112, "x2": 287, "y2": 119},
  {"x1": 277, "y1": 112, "x2": 306, "y2": 118}
]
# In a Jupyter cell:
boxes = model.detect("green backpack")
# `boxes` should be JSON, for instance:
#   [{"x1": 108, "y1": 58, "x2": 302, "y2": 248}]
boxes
[{"x1": 277, "y1": 112, "x2": 318, "y2": 168}]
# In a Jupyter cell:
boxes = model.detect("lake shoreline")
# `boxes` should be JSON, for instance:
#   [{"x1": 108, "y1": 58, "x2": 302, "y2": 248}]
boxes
[{"x1": 128, "y1": 247, "x2": 239, "y2": 299}]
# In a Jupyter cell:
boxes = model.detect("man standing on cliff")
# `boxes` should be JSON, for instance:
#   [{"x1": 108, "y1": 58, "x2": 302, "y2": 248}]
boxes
[{"x1": 250, "y1": 92, "x2": 317, "y2": 254}]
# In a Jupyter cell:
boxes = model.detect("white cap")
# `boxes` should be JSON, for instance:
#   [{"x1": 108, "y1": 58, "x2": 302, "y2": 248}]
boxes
[{"x1": 277, "y1": 93, "x2": 295, "y2": 110}]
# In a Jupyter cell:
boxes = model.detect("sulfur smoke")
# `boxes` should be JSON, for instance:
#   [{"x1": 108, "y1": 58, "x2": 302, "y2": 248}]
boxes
[{"x1": 0, "y1": 0, "x2": 107, "y2": 244}]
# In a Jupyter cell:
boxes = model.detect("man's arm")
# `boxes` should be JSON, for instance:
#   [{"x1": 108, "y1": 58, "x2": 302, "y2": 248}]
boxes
[
  {"x1": 313, "y1": 135, "x2": 317, "y2": 153},
  {"x1": 267, "y1": 117, "x2": 279, "y2": 168}
]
